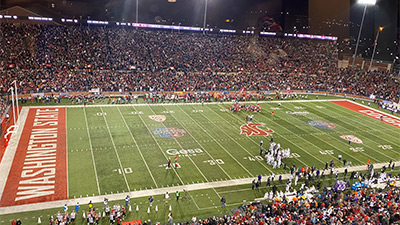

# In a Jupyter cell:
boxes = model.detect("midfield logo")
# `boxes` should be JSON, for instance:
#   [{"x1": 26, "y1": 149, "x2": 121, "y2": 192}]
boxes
[
  {"x1": 308, "y1": 120, "x2": 336, "y2": 129},
  {"x1": 340, "y1": 135, "x2": 363, "y2": 144},
  {"x1": 240, "y1": 123, "x2": 274, "y2": 136},
  {"x1": 152, "y1": 128, "x2": 186, "y2": 139},
  {"x1": 149, "y1": 115, "x2": 166, "y2": 122}
]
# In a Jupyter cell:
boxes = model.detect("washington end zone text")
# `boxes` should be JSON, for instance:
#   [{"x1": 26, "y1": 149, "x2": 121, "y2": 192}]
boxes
[{"x1": 16, "y1": 109, "x2": 60, "y2": 201}]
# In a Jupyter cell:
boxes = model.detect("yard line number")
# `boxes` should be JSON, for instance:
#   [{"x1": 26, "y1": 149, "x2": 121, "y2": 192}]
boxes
[
  {"x1": 350, "y1": 147, "x2": 364, "y2": 152},
  {"x1": 113, "y1": 167, "x2": 133, "y2": 174},
  {"x1": 130, "y1": 111, "x2": 143, "y2": 115},
  {"x1": 203, "y1": 159, "x2": 224, "y2": 165},
  {"x1": 378, "y1": 145, "x2": 392, "y2": 150},
  {"x1": 320, "y1": 150, "x2": 334, "y2": 155}
]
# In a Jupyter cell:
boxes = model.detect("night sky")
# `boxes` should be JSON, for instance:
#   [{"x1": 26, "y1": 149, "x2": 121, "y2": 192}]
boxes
[{"x1": 1, "y1": 0, "x2": 285, "y2": 29}]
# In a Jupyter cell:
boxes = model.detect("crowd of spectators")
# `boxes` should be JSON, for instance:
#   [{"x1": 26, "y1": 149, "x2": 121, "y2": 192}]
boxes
[
  {"x1": 0, "y1": 97, "x2": 6, "y2": 117},
  {"x1": 190, "y1": 185, "x2": 400, "y2": 225},
  {"x1": 187, "y1": 170, "x2": 400, "y2": 225},
  {"x1": 0, "y1": 23, "x2": 398, "y2": 103}
]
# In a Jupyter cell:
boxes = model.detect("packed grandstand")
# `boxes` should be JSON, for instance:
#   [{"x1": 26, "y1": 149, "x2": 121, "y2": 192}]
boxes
[
  {"x1": 0, "y1": 17, "x2": 400, "y2": 225},
  {"x1": 0, "y1": 24, "x2": 398, "y2": 104}
]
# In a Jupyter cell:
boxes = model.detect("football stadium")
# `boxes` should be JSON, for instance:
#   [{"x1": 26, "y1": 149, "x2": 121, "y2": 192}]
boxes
[{"x1": 0, "y1": 0, "x2": 399, "y2": 224}]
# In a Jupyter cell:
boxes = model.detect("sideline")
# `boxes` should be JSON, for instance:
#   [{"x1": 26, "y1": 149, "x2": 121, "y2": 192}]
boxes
[
  {"x1": 28, "y1": 99, "x2": 346, "y2": 108},
  {"x1": 0, "y1": 160, "x2": 395, "y2": 215}
]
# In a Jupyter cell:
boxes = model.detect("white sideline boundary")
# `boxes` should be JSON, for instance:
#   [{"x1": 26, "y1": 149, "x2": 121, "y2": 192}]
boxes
[
  {"x1": 0, "y1": 160, "x2": 396, "y2": 215},
  {"x1": 27, "y1": 98, "x2": 346, "y2": 108},
  {"x1": 0, "y1": 107, "x2": 29, "y2": 202}
]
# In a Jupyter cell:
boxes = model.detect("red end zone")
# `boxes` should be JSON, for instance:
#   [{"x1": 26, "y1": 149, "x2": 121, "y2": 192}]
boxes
[
  {"x1": 330, "y1": 100, "x2": 400, "y2": 129},
  {"x1": 0, "y1": 108, "x2": 67, "y2": 206}
]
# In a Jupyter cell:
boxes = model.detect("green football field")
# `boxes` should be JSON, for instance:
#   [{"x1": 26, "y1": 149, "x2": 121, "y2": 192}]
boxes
[{"x1": 66, "y1": 100, "x2": 400, "y2": 198}]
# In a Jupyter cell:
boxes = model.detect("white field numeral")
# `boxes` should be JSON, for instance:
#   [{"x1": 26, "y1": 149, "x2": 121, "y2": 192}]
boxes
[
  {"x1": 114, "y1": 168, "x2": 133, "y2": 174},
  {"x1": 320, "y1": 150, "x2": 334, "y2": 155},
  {"x1": 244, "y1": 156, "x2": 264, "y2": 161},
  {"x1": 130, "y1": 111, "x2": 143, "y2": 115},
  {"x1": 288, "y1": 153, "x2": 300, "y2": 158},
  {"x1": 378, "y1": 145, "x2": 392, "y2": 150},
  {"x1": 204, "y1": 159, "x2": 224, "y2": 165},
  {"x1": 350, "y1": 147, "x2": 364, "y2": 152}
]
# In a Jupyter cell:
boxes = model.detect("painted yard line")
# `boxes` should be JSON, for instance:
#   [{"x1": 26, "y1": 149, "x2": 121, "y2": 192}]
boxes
[
  {"x1": 68, "y1": 127, "x2": 397, "y2": 151},
  {"x1": 319, "y1": 103, "x2": 400, "y2": 156},
  {"x1": 293, "y1": 103, "x2": 393, "y2": 162},
  {"x1": 219, "y1": 105, "x2": 310, "y2": 168},
  {"x1": 116, "y1": 107, "x2": 159, "y2": 188},
  {"x1": 0, "y1": 107, "x2": 29, "y2": 202},
  {"x1": 28, "y1": 99, "x2": 346, "y2": 109},
  {"x1": 1, "y1": 159, "x2": 394, "y2": 215},
  {"x1": 278, "y1": 104, "x2": 365, "y2": 165},
  {"x1": 189, "y1": 105, "x2": 271, "y2": 175},
  {"x1": 176, "y1": 105, "x2": 253, "y2": 178},
  {"x1": 274, "y1": 104, "x2": 365, "y2": 164},
  {"x1": 199, "y1": 202, "x2": 244, "y2": 210},
  {"x1": 70, "y1": 113, "x2": 363, "y2": 130},
  {"x1": 324, "y1": 102, "x2": 400, "y2": 145},
  {"x1": 66, "y1": 108, "x2": 69, "y2": 198},
  {"x1": 144, "y1": 106, "x2": 219, "y2": 183},
  {"x1": 325, "y1": 101, "x2": 400, "y2": 139},
  {"x1": 287, "y1": 103, "x2": 389, "y2": 164},
  {"x1": 129, "y1": 105, "x2": 185, "y2": 186},
  {"x1": 207, "y1": 105, "x2": 282, "y2": 173},
  {"x1": 100, "y1": 107, "x2": 131, "y2": 192},
  {"x1": 82, "y1": 108, "x2": 101, "y2": 195},
  {"x1": 258, "y1": 110, "x2": 328, "y2": 165},
  {"x1": 219, "y1": 104, "x2": 313, "y2": 167},
  {"x1": 187, "y1": 191, "x2": 201, "y2": 210}
]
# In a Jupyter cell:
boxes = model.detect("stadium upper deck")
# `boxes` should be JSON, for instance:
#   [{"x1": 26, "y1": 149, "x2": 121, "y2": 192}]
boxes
[{"x1": 0, "y1": 23, "x2": 398, "y2": 103}]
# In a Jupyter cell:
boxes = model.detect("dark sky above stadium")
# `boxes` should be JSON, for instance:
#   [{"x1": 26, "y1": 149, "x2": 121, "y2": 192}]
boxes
[{"x1": 1, "y1": 0, "x2": 286, "y2": 29}]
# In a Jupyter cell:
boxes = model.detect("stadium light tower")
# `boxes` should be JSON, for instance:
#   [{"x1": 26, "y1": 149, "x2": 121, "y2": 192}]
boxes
[
  {"x1": 352, "y1": 0, "x2": 377, "y2": 69},
  {"x1": 203, "y1": 0, "x2": 208, "y2": 34},
  {"x1": 369, "y1": 26, "x2": 384, "y2": 70},
  {"x1": 136, "y1": 0, "x2": 138, "y2": 24}
]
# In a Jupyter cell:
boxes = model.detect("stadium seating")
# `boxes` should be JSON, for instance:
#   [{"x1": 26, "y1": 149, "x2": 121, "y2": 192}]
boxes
[{"x1": 0, "y1": 23, "x2": 398, "y2": 103}]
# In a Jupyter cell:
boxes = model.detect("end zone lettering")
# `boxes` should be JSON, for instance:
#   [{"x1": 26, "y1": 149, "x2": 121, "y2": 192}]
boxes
[
  {"x1": 330, "y1": 101, "x2": 400, "y2": 129},
  {"x1": 0, "y1": 108, "x2": 67, "y2": 206},
  {"x1": 359, "y1": 110, "x2": 400, "y2": 128},
  {"x1": 17, "y1": 109, "x2": 59, "y2": 201}
]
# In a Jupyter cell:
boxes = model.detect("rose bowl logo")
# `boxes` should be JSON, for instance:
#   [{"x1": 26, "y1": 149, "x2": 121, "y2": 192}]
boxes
[
  {"x1": 152, "y1": 128, "x2": 186, "y2": 139},
  {"x1": 340, "y1": 135, "x2": 363, "y2": 144},
  {"x1": 308, "y1": 120, "x2": 336, "y2": 129},
  {"x1": 149, "y1": 115, "x2": 166, "y2": 122},
  {"x1": 240, "y1": 123, "x2": 274, "y2": 136}
]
